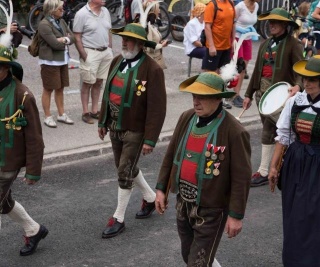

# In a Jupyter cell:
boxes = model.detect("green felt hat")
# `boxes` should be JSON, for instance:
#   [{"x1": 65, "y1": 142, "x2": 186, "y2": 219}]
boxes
[
  {"x1": 0, "y1": 45, "x2": 23, "y2": 81},
  {"x1": 179, "y1": 72, "x2": 236, "y2": 98},
  {"x1": 258, "y1": 8, "x2": 299, "y2": 29},
  {"x1": 293, "y1": 55, "x2": 320, "y2": 77},
  {"x1": 111, "y1": 23, "x2": 156, "y2": 48}
]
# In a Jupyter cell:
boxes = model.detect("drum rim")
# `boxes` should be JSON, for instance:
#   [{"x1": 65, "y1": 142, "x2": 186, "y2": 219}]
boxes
[{"x1": 258, "y1": 81, "x2": 291, "y2": 115}]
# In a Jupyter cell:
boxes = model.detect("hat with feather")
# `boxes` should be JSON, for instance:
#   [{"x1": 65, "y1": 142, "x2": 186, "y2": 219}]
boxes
[{"x1": 0, "y1": 0, "x2": 23, "y2": 81}]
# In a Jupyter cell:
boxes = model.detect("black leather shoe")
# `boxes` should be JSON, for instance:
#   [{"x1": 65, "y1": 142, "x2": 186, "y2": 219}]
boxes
[
  {"x1": 135, "y1": 199, "x2": 155, "y2": 219},
  {"x1": 102, "y1": 217, "x2": 125, "y2": 238},
  {"x1": 20, "y1": 225, "x2": 49, "y2": 256},
  {"x1": 251, "y1": 172, "x2": 268, "y2": 187}
]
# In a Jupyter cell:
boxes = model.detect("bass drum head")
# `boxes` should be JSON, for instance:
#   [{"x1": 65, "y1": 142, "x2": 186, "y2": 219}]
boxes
[{"x1": 259, "y1": 82, "x2": 291, "y2": 116}]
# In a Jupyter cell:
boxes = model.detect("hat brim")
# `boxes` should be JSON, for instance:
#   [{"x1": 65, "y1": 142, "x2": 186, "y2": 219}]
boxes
[
  {"x1": 258, "y1": 13, "x2": 299, "y2": 29},
  {"x1": 0, "y1": 61, "x2": 23, "y2": 81},
  {"x1": 111, "y1": 27, "x2": 157, "y2": 48},
  {"x1": 179, "y1": 75, "x2": 236, "y2": 98},
  {"x1": 293, "y1": 60, "x2": 320, "y2": 77}
]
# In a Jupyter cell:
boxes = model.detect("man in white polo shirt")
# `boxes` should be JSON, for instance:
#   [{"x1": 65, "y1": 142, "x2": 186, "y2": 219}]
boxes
[{"x1": 73, "y1": 0, "x2": 114, "y2": 124}]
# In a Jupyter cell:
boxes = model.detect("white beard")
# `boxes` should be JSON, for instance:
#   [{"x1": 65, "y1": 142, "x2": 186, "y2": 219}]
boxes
[{"x1": 121, "y1": 44, "x2": 141, "y2": 59}]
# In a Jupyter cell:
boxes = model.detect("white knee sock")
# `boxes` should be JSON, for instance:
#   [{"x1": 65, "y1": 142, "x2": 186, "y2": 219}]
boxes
[
  {"x1": 134, "y1": 170, "x2": 156, "y2": 203},
  {"x1": 258, "y1": 144, "x2": 275, "y2": 177},
  {"x1": 212, "y1": 258, "x2": 222, "y2": 267},
  {"x1": 113, "y1": 187, "x2": 133, "y2": 223},
  {"x1": 7, "y1": 201, "x2": 40, "y2": 237}
]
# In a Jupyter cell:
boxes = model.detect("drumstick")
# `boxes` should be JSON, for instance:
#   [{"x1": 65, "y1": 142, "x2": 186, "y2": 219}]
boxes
[{"x1": 235, "y1": 109, "x2": 246, "y2": 121}]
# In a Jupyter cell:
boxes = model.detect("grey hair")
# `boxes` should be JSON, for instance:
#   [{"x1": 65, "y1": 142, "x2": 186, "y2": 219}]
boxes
[{"x1": 43, "y1": 0, "x2": 64, "y2": 16}]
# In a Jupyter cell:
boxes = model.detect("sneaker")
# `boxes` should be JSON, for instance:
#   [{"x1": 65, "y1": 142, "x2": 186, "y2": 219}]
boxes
[
  {"x1": 102, "y1": 217, "x2": 125, "y2": 238},
  {"x1": 82, "y1": 113, "x2": 94, "y2": 124},
  {"x1": 222, "y1": 102, "x2": 232, "y2": 109},
  {"x1": 57, "y1": 113, "x2": 74, "y2": 125},
  {"x1": 90, "y1": 111, "x2": 100, "y2": 119},
  {"x1": 44, "y1": 116, "x2": 57, "y2": 128},
  {"x1": 251, "y1": 172, "x2": 268, "y2": 187},
  {"x1": 244, "y1": 71, "x2": 249, "y2": 79},
  {"x1": 232, "y1": 96, "x2": 244, "y2": 108}
]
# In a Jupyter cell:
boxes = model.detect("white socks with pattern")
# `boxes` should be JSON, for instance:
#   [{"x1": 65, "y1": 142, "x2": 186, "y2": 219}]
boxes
[
  {"x1": 134, "y1": 170, "x2": 156, "y2": 203},
  {"x1": 7, "y1": 201, "x2": 40, "y2": 237},
  {"x1": 258, "y1": 144, "x2": 275, "y2": 177},
  {"x1": 113, "y1": 187, "x2": 133, "y2": 223}
]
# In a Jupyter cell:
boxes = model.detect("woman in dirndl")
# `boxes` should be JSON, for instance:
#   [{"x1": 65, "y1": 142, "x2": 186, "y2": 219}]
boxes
[{"x1": 269, "y1": 55, "x2": 320, "y2": 267}]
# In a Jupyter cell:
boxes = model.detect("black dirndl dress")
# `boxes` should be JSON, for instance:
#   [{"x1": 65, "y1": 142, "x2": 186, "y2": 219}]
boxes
[{"x1": 281, "y1": 141, "x2": 320, "y2": 267}]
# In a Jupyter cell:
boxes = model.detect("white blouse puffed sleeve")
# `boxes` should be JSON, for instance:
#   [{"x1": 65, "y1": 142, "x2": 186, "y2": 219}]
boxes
[{"x1": 275, "y1": 94, "x2": 298, "y2": 145}]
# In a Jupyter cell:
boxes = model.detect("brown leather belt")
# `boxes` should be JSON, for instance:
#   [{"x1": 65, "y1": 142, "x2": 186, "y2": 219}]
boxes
[{"x1": 84, "y1": 47, "x2": 108, "y2": 51}]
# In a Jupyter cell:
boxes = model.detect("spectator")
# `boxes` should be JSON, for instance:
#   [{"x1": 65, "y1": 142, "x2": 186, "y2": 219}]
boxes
[
  {"x1": 269, "y1": 55, "x2": 320, "y2": 267},
  {"x1": 0, "y1": 10, "x2": 48, "y2": 254},
  {"x1": 183, "y1": 3, "x2": 206, "y2": 60},
  {"x1": 202, "y1": 0, "x2": 235, "y2": 72},
  {"x1": 0, "y1": 1, "x2": 22, "y2": 48},
  {"x1": 243, "y1": 8, "x2": 303, "y2": 187},
  {"x1": 202, "y1": 0, "x2": 235, "y2": 109},
  {"x1": 144, "y1": 1, "x2": 169, "y2": 69},
  {"x1": 73, "y1": 0, "x2": 113, "y2": 124},
  {"x1": 38, "y1": 0, "x2": 75, "y2": 128},
  {"x1": 294, "y1": 1, "x2": 310, "y2": 44},
  {"x1": 98, "y1": 23, "x2": 166, "y2": 238},
  {"x1": 311, "y1": 0, "x2": 320, "y2": 54},
  {"x1": 155, "y1": 72, "x2": 251, "y2": 266},
  {"x1": 232, "y1": 0, "x2": 260, "y2": 108}
]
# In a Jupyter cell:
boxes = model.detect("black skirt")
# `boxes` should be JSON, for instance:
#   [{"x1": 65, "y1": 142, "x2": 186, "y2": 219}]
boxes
[{"x1": 281, "y1": 141, "x2": 320, "y2": 267}]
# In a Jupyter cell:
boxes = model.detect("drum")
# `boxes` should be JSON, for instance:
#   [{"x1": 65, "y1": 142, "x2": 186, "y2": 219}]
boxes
[{"x1": 258, "y1": 82, "x2": 291, "y2": 123}]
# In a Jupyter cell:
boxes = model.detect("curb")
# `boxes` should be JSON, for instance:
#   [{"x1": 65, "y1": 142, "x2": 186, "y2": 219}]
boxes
[{"x1": 42, "y1": 116, "x2": 261, "y2": 167}]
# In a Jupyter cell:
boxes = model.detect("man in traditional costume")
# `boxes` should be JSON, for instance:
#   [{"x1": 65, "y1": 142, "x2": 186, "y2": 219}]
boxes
[
  {"x1": 155, "y1": 72, "x2": 251, "y2": 266},
  {"x1": 0, "y1": 45, "x2": 47, "y2": 256},
  {"x1": 243, "y1": 8, "x2": 303, "y2": 186},
  {"x1": 98, "y1": 23, "x2": 166, "y2": 238}
]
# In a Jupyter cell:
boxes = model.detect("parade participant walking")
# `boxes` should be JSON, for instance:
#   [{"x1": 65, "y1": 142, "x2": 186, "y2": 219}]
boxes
[
  {"x1": 243, "y1": 8, "x2": 303, "y2": 187},
  {"x1": 98, "y1": 23, "x2": 166, "y2": 238},
  {"x1": 73, "y1": 0, "x2": 113, "y2": 124},
  {"x1": 0, "y1": 36, "x2": 47, "y2": 257},
  {"x1": 38, "y1": 0, "x2": 75, "y2": 128},
  {"x1": 269, "y1": 55, "x2": 320, "y2": 267},
  {"x1": 155, "y1": 72, "x2": 251, "y2": 266}
]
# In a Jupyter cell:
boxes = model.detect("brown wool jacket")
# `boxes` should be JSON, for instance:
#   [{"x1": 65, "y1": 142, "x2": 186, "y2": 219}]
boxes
[
  {"x1": 156, "y1": 109, "x2": 251, "y2": 219},
  {"x1": 38, "y1": 17, "x2": 75, "y2": 62},
  {"x1": 0, "y1": 79, "x2": 44, "y2": 180},
  {"x1": 99, "y1": 53, "x2": 167, "y2": 147},
  {"x1": 245, "y1": 35, "x2": 303, "y2": 99}
]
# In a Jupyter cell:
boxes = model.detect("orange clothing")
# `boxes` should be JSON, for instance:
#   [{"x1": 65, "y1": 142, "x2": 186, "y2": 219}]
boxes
[{"x1": 204, "y1": 0, "x2": 234, "y2": 50}]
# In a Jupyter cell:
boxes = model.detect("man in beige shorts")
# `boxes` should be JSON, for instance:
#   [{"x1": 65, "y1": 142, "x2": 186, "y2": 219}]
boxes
[{"x1": 73, "y1": 0, "x2": 114, "y2": 124}]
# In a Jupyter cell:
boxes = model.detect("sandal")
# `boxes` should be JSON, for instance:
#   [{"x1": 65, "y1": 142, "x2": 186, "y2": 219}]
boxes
[{"x1": 44, "y1": 116, "x2": 57, "y2": 128}]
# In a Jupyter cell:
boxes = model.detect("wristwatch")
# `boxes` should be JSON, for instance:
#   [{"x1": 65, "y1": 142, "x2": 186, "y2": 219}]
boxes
[{"x1": 63, "y1": 38, "x2": 67, "y2": 44}]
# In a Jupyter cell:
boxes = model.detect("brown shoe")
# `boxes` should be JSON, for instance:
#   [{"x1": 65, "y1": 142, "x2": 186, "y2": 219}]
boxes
[
  {"x1": 90, "y1": 111, "x2": 100, "y2": 119},
  {"x1": 82, "y1": 113, "x2": 94, "y2": 124}
]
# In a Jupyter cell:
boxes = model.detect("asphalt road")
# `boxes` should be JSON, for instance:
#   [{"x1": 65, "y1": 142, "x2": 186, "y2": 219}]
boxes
[{"x1": 0, "y1": 127, "x2": 283, "y2": 267}]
